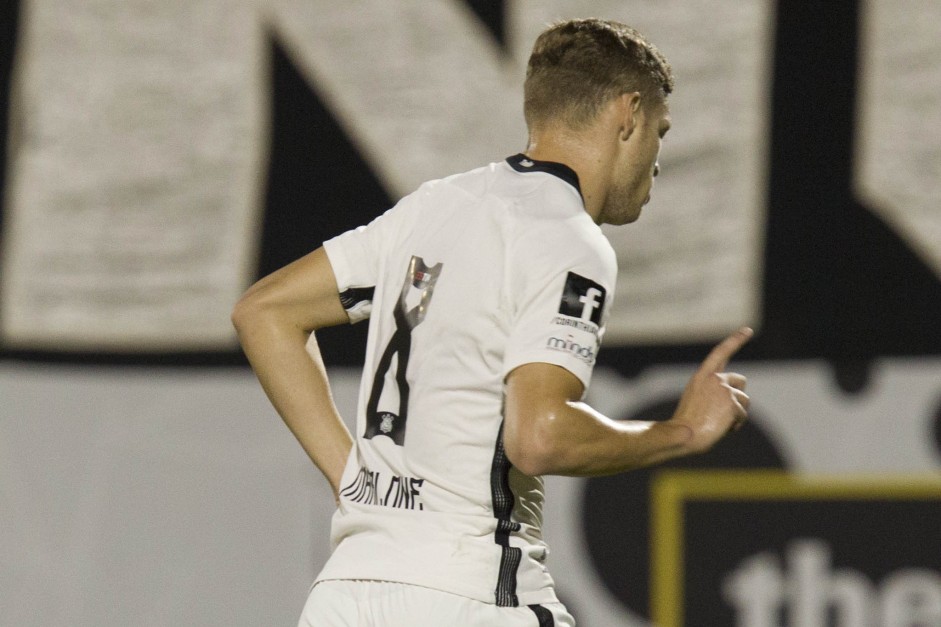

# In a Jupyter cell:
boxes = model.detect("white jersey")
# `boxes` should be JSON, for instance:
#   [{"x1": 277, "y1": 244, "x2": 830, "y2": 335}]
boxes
[{"x1": 317, "y1": 154, "x2": 617, "y2": 607}]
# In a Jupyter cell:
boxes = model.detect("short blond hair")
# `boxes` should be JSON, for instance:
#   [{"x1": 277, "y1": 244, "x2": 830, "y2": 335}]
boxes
[{"x1": 524, "y1": 18, "x2": 674, "y2": 130}]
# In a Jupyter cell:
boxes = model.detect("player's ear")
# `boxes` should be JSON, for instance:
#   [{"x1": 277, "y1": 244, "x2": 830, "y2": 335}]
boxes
[{"x1": 618, "y1": 92, "x2": 642, "y2": 142}]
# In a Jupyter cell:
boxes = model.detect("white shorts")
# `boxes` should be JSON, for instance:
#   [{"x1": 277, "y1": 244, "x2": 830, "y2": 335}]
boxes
[{"x1": 298, "y1": 580, "x2": 575, "y2": 627}]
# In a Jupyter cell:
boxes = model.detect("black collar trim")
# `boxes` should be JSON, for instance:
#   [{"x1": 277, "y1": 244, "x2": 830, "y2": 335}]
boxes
[{"x1": 506, "y1": 154, "x2": 582, "y2": 197}]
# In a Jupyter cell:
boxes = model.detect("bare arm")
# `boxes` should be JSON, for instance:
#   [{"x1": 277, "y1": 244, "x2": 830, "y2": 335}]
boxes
[
  {"x1": 231, "y1": 247, "x2": 353, "y2": 500},
  {"x1": 503, "y1": 328, "x2": 752, "y2": 477}
]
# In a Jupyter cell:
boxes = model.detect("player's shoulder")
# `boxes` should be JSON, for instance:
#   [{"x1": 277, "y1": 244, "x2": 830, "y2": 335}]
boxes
[
  {"x1": 415, "y1": 157, "x2": 573, "y2": 207},
  {"x1": 413, "y1": 159, "x2": 511, "y2": 205},
  {"x1": 512, "y1": 210, "x2": 615, "y2": 286},
  {"x1": 515, "y1": 216, "x2": 614, "y2": 276},
  {"x1": 404, "y1": 157, "x2": 612, "y2": 259}
]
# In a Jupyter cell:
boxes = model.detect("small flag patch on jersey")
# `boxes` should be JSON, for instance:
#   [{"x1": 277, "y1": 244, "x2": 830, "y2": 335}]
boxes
[
  {"x1": 558, "y1": 272, "x2": 606, "y2": 325},
  {"x1": 412, "y1": 270, "x2": 432, "y2": 286}
]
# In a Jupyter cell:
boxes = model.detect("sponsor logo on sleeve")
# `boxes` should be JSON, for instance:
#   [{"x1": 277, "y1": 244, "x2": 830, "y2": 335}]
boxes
[
  {"x1": 546, "y1": 333, "x2": 597, "y2": 364},
  {"x1": 558, "y1": 272, "x2": 606, "y2": 326},
  {"x1": 551, "y1": 315, "x2": 600, "y2": 335}
]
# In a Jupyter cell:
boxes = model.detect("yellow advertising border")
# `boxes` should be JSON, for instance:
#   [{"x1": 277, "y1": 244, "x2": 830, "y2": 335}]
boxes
[{"x1": 650, "y1": 470, "x2": 941, "y2": 627}]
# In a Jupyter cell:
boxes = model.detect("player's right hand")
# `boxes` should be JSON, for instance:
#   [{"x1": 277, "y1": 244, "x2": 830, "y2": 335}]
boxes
[{"x1": 669, "y1": 327, "x2": 753, "y2": 455}]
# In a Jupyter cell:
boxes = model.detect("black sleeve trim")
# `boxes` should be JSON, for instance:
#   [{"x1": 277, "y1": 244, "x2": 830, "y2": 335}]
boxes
[
  {"x1": 528, "y1": 604, "x2": 556, "y2": 627},
  {"x1": 338, "y1": 286, "x2": 375, "y2": 311}
]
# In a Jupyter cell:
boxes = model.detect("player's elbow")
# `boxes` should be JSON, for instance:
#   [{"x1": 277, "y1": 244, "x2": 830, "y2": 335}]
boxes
[
  {"x1": 231, "y1": 292, "x2": 257, "y2": 333},
  {"x1": 505, "y1": 441, "x2": 554, "y2": 477},
  {"x1": 231, "y1": 286, "x2": 276, "y2": 334},
  {"x1": 503, "y1": 410, "x2": 569, "y2": 477}
]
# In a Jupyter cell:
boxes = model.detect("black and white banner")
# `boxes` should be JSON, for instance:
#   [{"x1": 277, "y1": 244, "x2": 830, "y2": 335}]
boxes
[{"x1": 2, "y1": 0, "x2": 936, "y2": 352}]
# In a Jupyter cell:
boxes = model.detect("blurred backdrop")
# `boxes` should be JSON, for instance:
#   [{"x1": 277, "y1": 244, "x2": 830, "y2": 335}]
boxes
[{"x1": 1, "y1": 1, "x2": 939, "y2": 625}]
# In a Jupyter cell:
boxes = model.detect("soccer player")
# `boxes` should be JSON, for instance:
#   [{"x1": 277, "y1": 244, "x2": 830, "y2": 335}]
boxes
[{"x1": 233, "y1": 18, "x2": 751, "y2": 627}]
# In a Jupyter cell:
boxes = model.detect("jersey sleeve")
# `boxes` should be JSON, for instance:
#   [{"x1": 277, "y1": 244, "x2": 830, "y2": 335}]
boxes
[
  {"x1": 323, "y1": 205, "x2": 400, "y2": 324},
  {"x1": 502, "y1": 218, "x2": 616, "y2": 392}
]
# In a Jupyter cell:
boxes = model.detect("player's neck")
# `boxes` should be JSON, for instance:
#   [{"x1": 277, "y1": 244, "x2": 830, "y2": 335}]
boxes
[
  {"x1": 526, "y1": 111, "x2": 618, "y2": 223},
  {"x1": 525, "y1": 131, "x2": 616, "y2": 224}
]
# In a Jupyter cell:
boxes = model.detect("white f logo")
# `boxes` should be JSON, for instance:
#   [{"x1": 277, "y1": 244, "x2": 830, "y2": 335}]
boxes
[{"x1": 579, "y1": 288, "x2": 603, "y2": 321}]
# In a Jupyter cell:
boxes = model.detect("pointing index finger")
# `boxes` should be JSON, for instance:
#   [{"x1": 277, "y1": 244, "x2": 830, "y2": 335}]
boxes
[{"x1": 700, "y1": 327, "x2": 753, "y2": 373}]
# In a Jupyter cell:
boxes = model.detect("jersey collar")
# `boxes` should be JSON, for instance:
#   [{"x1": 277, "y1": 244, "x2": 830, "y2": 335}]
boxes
[{"x1": 506, "y1": 153, "x2": 582, "y2": 199}]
